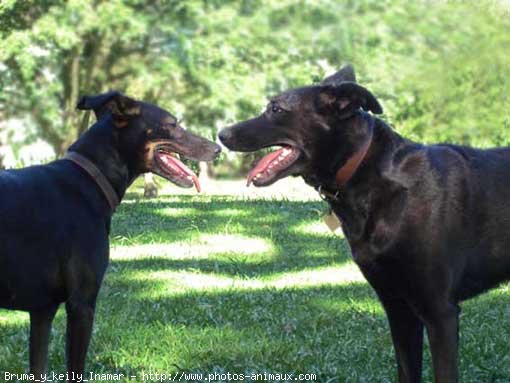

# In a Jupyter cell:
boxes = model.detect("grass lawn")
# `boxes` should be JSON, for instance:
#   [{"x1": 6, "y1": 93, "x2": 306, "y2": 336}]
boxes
[{"x1": 1, "y1": 178, "x2": 510, "y2": 382}]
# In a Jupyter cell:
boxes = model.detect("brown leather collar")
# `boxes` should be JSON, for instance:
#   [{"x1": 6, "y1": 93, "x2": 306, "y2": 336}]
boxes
[
  {"x1": 316, "y1": 113, "x2": 374, "y2": 201},
  {"x1": 335, "y1": 116, "x2": 374, "y2": 187},
  {"x1": 63, "y1": 151, "x2": 120, "y2": 212}
]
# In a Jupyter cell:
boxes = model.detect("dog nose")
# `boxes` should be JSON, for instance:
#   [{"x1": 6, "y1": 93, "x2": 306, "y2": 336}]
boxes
[
  {"x1": 214, "y1": 144, "x2": 222, "y2": 155},
  {"x1": 218, "y1": 129, "x2": 231, "y2": 144}
]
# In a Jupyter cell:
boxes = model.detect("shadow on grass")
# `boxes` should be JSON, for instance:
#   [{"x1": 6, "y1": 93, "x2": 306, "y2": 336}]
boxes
[
  {"x1": 111, "y1": 196, "x2": 352, "y2": 277},
  {"x1": 110, "y1": 248, "x2": 349, "y2": 278},
  {"x1": 114, "y1": 196, "x2": 329, "y2": 239}
]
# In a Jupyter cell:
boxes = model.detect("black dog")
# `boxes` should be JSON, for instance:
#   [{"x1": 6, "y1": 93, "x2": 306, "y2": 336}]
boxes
[
  {"x1": 0, "y1": 91, "x2": 220, "y2": 378},
  {"x1": 219, "y1": 65, "x2": 510, "y2": 383}
]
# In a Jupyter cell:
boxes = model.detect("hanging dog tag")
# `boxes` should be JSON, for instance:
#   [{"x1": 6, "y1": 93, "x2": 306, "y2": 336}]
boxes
[{"x1": 323, "y1": 210, "x2": 342, "y2": 232}]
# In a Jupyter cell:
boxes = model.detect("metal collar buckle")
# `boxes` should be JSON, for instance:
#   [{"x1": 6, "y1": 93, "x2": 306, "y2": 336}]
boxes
[{"x1": 317, "y1": 185, "x2": 341, "y2": 202}]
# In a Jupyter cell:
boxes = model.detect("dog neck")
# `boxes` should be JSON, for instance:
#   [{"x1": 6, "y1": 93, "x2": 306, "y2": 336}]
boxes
[
  {"x1": 335, "y1": 113, "x2": 374, "y2": 187},
  {"x1": 67, "y1": 118, "x2": 134, "y2": 209},
  {"x1": 308, "y1": 112, "x2": 376, "y2": 201},
  {"x1": 314, "y1": 117, "x2": 408, "y2": 243},
  {"x1": 63, "y1": 151, "x2": 120, "y2": 211}
]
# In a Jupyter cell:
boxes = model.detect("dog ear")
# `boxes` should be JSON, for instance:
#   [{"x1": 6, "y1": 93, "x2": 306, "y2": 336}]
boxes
[
  {"x1": 321, "y1": 64, "x2": 357, "y2": 86},
  {"x1": 317, "y1": 82, "x2": 383, "y2": 117},
  {"x1": 76, "y1": 91, "x2": 141, "y2": 127}
]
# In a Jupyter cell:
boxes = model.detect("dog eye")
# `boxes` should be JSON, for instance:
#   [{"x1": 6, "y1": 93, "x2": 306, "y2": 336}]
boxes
[
  {"x1": 271, "y1": 105, "x2": 284, "y2": 113},
  {"x1": 163, "y1": 122, "x2": 177, "y2": 129}
]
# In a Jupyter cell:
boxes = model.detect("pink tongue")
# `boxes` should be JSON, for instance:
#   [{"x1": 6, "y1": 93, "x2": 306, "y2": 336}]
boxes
[
  {"x1": 246, "y1": 147, "x2": 286, "y2": 186},
  {"x1": 159, "y1": 153, "x2": 201, "y2": 193}
]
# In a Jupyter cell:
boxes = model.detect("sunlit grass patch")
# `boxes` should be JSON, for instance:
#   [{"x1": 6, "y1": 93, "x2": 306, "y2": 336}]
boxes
[
  {"x1": 153, "y1": 207, "x2": 197, "y2": 218},
  {"x1": 0, "y1": 310, "x2": 29, "y2": 325},
  {"x1": 291, "y1": 219, "x2": 344, "y2": 237},
  {"x1": 267, "y1": 264, "x2": 364, "y2": 287},
  {"x1": 124, "y1": 263, "x2": 366, "y2": 300},
  {"x1": 112, "y1": 234, "x2": 274, "y2": 260}
]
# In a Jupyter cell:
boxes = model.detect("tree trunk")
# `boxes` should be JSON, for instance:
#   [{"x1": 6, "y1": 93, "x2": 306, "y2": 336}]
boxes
[
  {"x1": 60, "y1": 46, "x2": 82, "y2": 156},
  {"x1": 0, "y1": 115, "x2": 4, "y2": 169},
  {"x1": 198, "y1": 161, "x2": 215, "y2": 193},
  {"x1": 198, "y1": 161, "x2": 210, "y2": 182},
  {"x1": 0, "y1": 140, "x2": 4, "y2": 169},
  {"x1": 78, "y1": 33, "x2": 103, "y2": 137},
  {"x1": 32, "y1": 107, "x2": 65, "y2": 157},
  {"x1": 143, "y1": 173, "x2": 159, "y2": 198}
]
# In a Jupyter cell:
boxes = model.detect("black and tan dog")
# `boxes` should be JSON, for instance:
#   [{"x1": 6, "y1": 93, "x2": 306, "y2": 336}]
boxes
[
  {"x1": 219, "y1": 65, "x2": 510, "y2": 383},
  {"x1": 0, "y1": 91, "x2": 220, "y2": 378}
]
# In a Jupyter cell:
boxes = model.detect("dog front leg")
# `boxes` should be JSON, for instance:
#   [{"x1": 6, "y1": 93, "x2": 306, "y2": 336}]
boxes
[
  {"x1": 65, "y1": 300, "x2": 96, "y2": 379},
  {"x1": 29, "y1": 305, "x2": 59, "y2": 379},
  {"x1": 380, "y1": 297, "x2": 424, "y2": 383},
  {"x1": 423, "y1": 303, "x2": 460, "y2": 383}
]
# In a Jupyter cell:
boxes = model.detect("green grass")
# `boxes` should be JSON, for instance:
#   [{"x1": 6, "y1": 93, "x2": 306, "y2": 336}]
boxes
[{"x1": 2, "y1": 182, "x2": 510, "y2": 382}]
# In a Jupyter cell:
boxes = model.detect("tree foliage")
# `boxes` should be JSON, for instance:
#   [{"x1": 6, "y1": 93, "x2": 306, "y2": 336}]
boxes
[{"x1": 0, "y1": 0, "x2": 509, "y2": 165}]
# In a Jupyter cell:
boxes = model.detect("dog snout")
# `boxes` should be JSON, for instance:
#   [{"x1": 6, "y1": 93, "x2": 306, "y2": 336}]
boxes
[
  {"x1": 218, "y1": 128, "x2": 233, "y2": 145},
  {"x1": 214, "y1": 144, "x2": 222, "y2": 156}
]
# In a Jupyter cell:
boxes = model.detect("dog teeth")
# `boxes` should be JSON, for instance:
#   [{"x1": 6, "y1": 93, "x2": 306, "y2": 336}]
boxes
[
  {"x1": 251, "y1": 147, "x2": 297, "y2": 184},
  {"x1": 279, "y1": 148, "x2": 293, "y2": 160}
]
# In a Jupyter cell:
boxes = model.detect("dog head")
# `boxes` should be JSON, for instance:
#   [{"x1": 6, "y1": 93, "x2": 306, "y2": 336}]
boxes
[
  {"x1": 219, "y1": 65, "x2": 382, "y2": 187},
  {"x1": 77, "y1": 91, "x2": 221, "y2": 192}
]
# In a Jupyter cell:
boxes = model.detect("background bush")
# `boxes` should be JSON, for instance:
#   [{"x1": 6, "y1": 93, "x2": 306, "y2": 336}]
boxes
[{"x1": 0, "y1": 0, "x2": 509, "y2": 170}]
